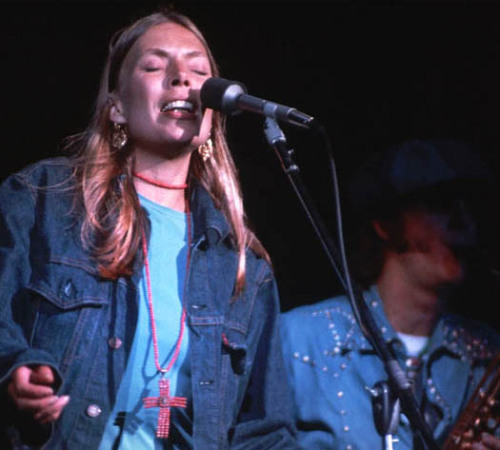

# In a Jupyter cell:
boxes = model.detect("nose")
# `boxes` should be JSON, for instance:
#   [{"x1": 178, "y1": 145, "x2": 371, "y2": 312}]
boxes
[
  {"x1": 169, "y1": 73, "x2": 190, "y2": 87},
  {"x1": 167, "y1": 59, "x2": 190, "y2": 88}
]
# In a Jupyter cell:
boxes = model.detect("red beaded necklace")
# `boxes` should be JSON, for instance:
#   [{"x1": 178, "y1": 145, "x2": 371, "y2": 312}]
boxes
[
  {"x1": 133, "y1": 171, "x2": 189, "y2": 190},
  {"x1": 136, "y1": 171, "x2": 191, "y2": 439}
]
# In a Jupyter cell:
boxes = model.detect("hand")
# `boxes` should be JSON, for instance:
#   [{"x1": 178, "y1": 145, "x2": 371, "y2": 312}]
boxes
[
  {"x1": 7, "y1": 365, "x2": 70, "y2": 424},
  {"x1": 471, "y1": 433, "x2": 500, "y2": 450}
]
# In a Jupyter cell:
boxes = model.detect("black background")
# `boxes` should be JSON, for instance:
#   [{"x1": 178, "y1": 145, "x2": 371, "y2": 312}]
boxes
[{"x1": 2, "y1": 0, "x2": 500, "y2": 329}]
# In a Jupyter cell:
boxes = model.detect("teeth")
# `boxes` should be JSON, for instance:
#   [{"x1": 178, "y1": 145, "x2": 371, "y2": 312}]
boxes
[{"x1": 161, "y1": 100, "x2": 195, "y2": 113}]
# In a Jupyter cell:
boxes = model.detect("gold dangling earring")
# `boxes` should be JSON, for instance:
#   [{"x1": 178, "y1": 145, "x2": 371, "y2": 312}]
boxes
[
  {"x1": 111, "y1": 122, "x2": 128, "y2": 150},
  {"x1": 198, "y1": 138, "x2": 214, "y2": 162}
]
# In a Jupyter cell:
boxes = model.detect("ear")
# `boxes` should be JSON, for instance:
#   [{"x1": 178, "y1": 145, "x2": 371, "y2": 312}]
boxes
[
  {"x1": 109, "y1": 97, "x2": 127, "y2": 124},
  {"x1": 372, "y1": 220, "x2": 390, "y2": 242}
]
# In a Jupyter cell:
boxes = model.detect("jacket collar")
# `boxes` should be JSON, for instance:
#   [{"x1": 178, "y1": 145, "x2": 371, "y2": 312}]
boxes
[{"x1": 189, "y1": 181, "x2": 232, "y2": 247}]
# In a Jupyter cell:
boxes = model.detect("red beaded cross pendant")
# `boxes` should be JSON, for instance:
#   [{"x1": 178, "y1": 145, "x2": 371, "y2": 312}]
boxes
[
  {"x1": 143, "y1": 378, "x2": 187, "y2": 438},
  {"x1": 138, "y1": 181, "x2": 192, "y2": 440}
]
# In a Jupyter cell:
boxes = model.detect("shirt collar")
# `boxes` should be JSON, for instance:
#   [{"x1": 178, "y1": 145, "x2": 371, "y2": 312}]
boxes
[{"x1": 363, "y1": 285, "x2": 495, "y2": 362}]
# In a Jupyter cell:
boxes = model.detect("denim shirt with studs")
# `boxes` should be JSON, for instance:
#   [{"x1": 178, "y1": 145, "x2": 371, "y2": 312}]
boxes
[{"x1": 280, "y1": 285, "x2": 499, "y2": 450}]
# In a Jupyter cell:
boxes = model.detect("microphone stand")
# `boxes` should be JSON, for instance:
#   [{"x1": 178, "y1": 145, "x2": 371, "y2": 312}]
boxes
[
  {"x1": 262, "y1": 117, "x2": 439, "y2": 450},
  {"x1": 367, "y1": 381, "x2": 401, "y2": 450}
]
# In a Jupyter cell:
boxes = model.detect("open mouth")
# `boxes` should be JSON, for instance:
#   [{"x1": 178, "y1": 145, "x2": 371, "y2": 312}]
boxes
[{"x1": 160, "y1": 100, "x2": 196, "y2": 115}]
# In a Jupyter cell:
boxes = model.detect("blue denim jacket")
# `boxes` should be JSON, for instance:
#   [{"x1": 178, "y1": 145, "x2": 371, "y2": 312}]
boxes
[
  {"x1": 281, "y1": 285, "x2": 499, "y2": 450},
  {"x1": 0, "y1": 158, "x2": 299, "y2": 449}
]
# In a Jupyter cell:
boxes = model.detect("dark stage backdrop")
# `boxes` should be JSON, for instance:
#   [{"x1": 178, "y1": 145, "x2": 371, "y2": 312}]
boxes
[{"x1": 2, "y1": 0, "x2": 499, "y2": 329}]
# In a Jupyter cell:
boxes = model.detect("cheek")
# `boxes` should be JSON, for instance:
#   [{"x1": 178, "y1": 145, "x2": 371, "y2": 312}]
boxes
[
  {"x1": 120, "y1": 77, "x2": 157, "y2": 117},
  {"x1": 424, "y1": 239, "x2": 464, "y2": 279},
  {"x1": 404, "y1": 216, "x2": 448, "y2": 253},
  {"x1": 405, "y1": 227, "x2": 439, "y2": 253}
]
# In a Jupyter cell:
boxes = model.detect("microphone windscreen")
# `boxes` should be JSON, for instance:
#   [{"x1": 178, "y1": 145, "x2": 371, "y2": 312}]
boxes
[{"x1": 200, "y1": 77, "x2": 247, "y2": 112}]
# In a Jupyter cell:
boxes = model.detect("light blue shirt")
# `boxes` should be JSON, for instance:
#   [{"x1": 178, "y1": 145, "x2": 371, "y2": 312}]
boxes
[{"x1": 99, "y1": 195, "x2": 192, "y2": 449}]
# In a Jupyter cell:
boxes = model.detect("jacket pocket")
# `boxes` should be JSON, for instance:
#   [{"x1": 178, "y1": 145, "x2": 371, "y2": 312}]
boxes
[
  {"x1": 25, "y1": 259, "x2": 110, "y2": 374},
  {"x1": 27, "y1": 258, "x2": 109, "y2": 310}
]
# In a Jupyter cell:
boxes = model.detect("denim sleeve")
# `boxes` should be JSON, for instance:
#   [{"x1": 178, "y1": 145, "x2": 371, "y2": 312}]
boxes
[
  {"x1": 229, "y1": 265, "x2": 302, "y2": 449},
  {"x1": 0, "y1": 174, "x2": 60, "y2": 385}
]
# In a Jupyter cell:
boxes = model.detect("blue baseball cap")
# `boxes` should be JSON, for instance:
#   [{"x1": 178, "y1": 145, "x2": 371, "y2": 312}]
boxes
[{"x1": 348, "y1": 139, "x2": 493, "y2": 214}]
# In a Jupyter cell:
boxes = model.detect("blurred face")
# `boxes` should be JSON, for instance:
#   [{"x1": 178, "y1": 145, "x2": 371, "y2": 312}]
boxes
[
  {"x1": 396, "y1": 200, "x2": 477, "y2": 288},
  {"x1": 111, "y1": 22, "x2": 213, "y2": 155}
]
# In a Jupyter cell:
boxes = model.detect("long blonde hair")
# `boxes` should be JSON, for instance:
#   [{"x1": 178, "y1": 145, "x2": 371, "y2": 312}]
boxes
[{"x1": 67, "y1": 9, "x2": 270, "y2": 293}]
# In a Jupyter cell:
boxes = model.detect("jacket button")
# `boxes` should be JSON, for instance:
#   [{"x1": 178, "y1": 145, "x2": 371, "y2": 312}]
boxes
[
  {"x1": 191, "y1": 304, "x2": 207, "y2": 310},
  {"x1": 108, "y1": 337, "x2": 122, "y2": 349},
  {"x1": 62, "y1": 281, "x2": 75, "y2": 298},
  {"x1": 86, "y1": 404, "x2": 102, "y2": 418}
]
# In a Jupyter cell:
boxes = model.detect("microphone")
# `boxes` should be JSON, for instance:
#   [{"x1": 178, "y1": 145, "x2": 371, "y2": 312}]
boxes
[{"x1": 200, "y1": 77, "x2": 315, "y2": 128}]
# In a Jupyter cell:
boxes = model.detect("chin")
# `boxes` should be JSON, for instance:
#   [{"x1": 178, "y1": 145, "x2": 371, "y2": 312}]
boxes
[
  {"x1": 155, "y1": 129, "x2": 197, "y2": 148},
  {"x1": 165, "y1": 135, "x2": 199, "y2": 151},
  {"x1": 164, "y1": 122, "x2": 200, "y2": 141}
]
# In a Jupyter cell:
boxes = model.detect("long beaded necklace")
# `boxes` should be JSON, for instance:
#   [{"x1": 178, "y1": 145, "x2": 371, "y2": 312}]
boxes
[{"x1": 134, "y1": 171, "x2": 191, "y2": 439}]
